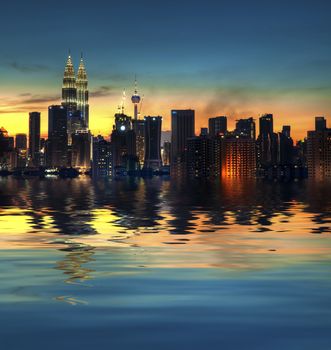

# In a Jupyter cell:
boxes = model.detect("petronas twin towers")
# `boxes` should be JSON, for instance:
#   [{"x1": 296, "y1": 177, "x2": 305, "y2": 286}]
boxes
[{"x1": 62, "y1": 54, "x2": 89, "y2": 128}]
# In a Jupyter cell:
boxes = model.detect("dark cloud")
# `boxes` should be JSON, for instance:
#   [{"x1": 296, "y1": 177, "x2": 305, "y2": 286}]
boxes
[
  {"x1": 90, "y1": 86, "x2": 117, "y2": 98},
  {"x1": 8, "y1": 61, "x2": 51, "y2": 73},
  {"x1": 20, "y1": 94, "x2": 59, "y2": 104}
]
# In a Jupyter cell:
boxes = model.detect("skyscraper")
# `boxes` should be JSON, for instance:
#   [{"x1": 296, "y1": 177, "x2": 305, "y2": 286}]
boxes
[
  {"x1": 307, "y1": 118, "x2": 331, "y2": 179},
  {"x1": 259, "y1": 114, "x2": 273, "y2": 135},
  {"x1": 28, "y1": 112, "x2": 40, "y2": 167},
  {"x1": 171, "y1": 109, "x2": 195, "y2": 175},
  {"x1": 76, "y1": 55, "x2": 89, "y2": 128},
  {"x1": 71, "y1": 131, "x2": 91, "y2": 169},
  {"x1": 257, "y1": 114, "x2": 277, "y2": 168},
  {"x1": 62, "y1": 54, "x2": 77, "y2": 115},
  {"x1": 92, "y1": 136, "x2": 112, "y2": 177},
  {"x1": 144, "y1": 116, "x2": 162, "y2": 170},
  {"x1": 235, "y1": 117, "x2": 256, "y2": 139},
  {"x1": 208, "y1": 116, "x2": 227, "y2": 136},
  {"x1": 315, "y1": 116, "x2": 327, "y2": 132},
  {"x1": 15, "y1": 133, "x2": 27, "y2": 168},
  {"x1": 46, "y1": 105, "x2": 68, "y2": 168}
]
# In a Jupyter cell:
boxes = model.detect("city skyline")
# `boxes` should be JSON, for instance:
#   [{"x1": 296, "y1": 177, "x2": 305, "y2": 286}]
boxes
[{"x1": 1, "y1": 1, "x2": 331, "y2": 140}]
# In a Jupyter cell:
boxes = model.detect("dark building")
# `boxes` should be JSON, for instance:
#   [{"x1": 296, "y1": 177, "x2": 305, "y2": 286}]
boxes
[
  {"x1": 186, "y1": 135, "x2": 221, "y2": 178},
  {"x1": 315, "y1": 116, "x2": 327, "y2": 132},
  {"x1": 235, "y1": 117, "x2": 256, "y2": 139},
  {"x1": 144, "y1": 116, "x2": 162, "y2": 171},
  {"x1": 46, "y1": 105, "x2": 68, "y2": 168},
  {"x1": 68, "y1": 110, "x2": 85, "y2": 145},
  {"x1": 71, "y1": 131, "x2": 91, "y2": 169},
  {"x1": 307, "y1": 118, "x2": 331, "y2": 179},
  {"x1": 208, "y1": 116, "x2": 227, "y2": 136},
  {"x1": 92, "y1": 136, "x2": 112, "y2": 177},
  {"x1": 132, "y1": 119, "x2": 145, "y2": 167},
  {"x1": 110, "y1": 113, "x2": 138, "y2": 174},
  {"x1": 282, "y1": 125, "x2": 291, "y2": 138},
  {"x1": 0, "y1": 127, "x2": 15, "y2": 170},
  {"x1": 15, "y1": 133, "x2": 27, "y2": 168},
  {"x1": 171, "y1": 109, "x2": 195, "y2": 175},
  {"x1": 162, "y1": 141, "x2": 171, "y2": 166},
  {"x1": 277, "y1": 127, "x2": 294, "y2": 166},
  {"x1": 28, "y1": 112, "x2": 40, "y2": 167},
  {"x1": 257, "y1": 114, "x2": 278, "y2": 168}
]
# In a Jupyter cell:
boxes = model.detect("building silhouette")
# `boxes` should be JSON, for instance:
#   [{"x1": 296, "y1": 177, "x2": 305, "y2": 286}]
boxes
[
  {"x1": 46, "y1": 105, "x2": 68, "y2": 168},
  {"x1": 28, "y1": 112, "x2": 41, "y2": 167},
  {"x1": 209, "y1": 116, "x2": 227, "y2": 136},
  {"x1": 235, "y1": 117, "x2": 256, "y2": 139},
  {"x1": 71, "y1": 131, "x2": 91, "y2": 169},
  {"x1": 171, "y1": 109, "x2": 195, "y2": 175},
  {"x1": 92, "y1": 136, "x2": 112, "y2": 177},
  {"x1": 143, "y1": 116, "x2": 162, "y2": 171}
]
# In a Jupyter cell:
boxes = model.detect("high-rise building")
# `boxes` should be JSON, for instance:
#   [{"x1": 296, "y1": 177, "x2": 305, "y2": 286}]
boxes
[
  {"x1": 307, "y1": 118, "x2": 331, "y2": 179},
  {"x1": 76, "y1": 55, "x2": 89, "y2": 128},
  {"x1": 62, "y1": 54, "x2": 77, "y2": 115},
  {"x1": 208, "y1": 116, "x2": 227, "y2": 136},
  {"x1": 257, "y1": 114, "x2": 277, "y2": 168},
  {"x1": 315, "y1": 116, "x2": 327, "y2": 132},
  {"x1": 162, "y1": 141, "x2": 171, "y2": 166},
  {"x1": 144, "y1": 116, "x2": 162, "y2": 170},
  {"x1": 46, "y1": 105, "x2": 68, "y2": 168},
  {"x1": 71, "y1": 131, "x2": 91, "y2": 169},
  {"x1": 221, "y1": 135, "x2": 256, "y2": 177},
  {"x1": 92, "y1": 136, "x2": 112, "y2": 177},
  {"x1": 282, "y1": 125, "x2": 291, "y2": 138},
  {"x1": 15, "y1": 133, "x2": 27, "y2": 168},
  {"x1": 132, "y1": 119, "x2": 145, "y2": 167},
  {"x1": 171, "y1": 109, "x2": 195, "y2": 175},
  {"x1": 67, "y1": 110, "x2": 85, "y2": 145},
  {"x1": 186, "y1": 135, "x2": 221, "y2": 178},
  {"x1": 28, "y1": 112, "x2": 41, "y2": 167},
  {"x1": 0, "y1": 127, "x2": 15, "y2": 170},
  {"x1": 235, "y1": 117, "x2": 256, "y2": 139}
]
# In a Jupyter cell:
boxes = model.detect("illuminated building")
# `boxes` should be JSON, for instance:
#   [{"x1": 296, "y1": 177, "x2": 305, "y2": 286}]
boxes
[
  {"x1": 76, "y1": 55, "x2": 89, "y2": 128},
  {"x1": 28, "y1": 112, "x2": 41, "y2": 167},
  {"x1": 132, "y1": 119, "x2": 145, "y2": 167},
  {"x1": 143, "y1": 116, "x2": 162, "y2": 171},
  {"x1": 68, "y1": 110, "x2": 85, "y2": 145},
  {"x1": 186, "y1": 135, "x2": 221, "y2": 178},
  {"x1": 171, "y1": 109, "x2": 195, "y2": 175},
  {"x1": 131, "y1": 78, "x2": 141, "y2": 121},
  {"x1": 92, "y1": 136, "x2": 112, "y2": 177},
  {"x1": 307, "y1": 118, "x2": 331, "y2": 179},
  {"x1": 62, "y1": 54, "x2": 77, "y2": 115},
  {"x1": 46, "y1": 105, "x2": 68, "y2": 168},
  {"x1": 209, "y1": 116, "x2": 227, "y2": 136},
  {"x1": 235, "y1": 117, "x2": 256, "y2": 139},
  {"x1": 221, "y1": 135, "x2": 256, "y2": 177},
  {"x1": 71, "y1": 131, "x2": 91, "y2": 169}
]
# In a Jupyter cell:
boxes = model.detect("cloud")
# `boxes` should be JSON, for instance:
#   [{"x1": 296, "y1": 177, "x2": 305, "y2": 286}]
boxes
[
  {"x1": 8, "y1": 61, "x2": 51, "y2": 73},
  {"x1": 20, "y1": 94, "x2": 59, "y2": 104},
  {"x1": 90, "y1": 86, "x2": 117, "y2": 98}
]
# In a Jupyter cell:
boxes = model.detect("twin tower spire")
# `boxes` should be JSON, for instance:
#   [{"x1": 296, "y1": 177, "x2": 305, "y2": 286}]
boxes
[{"x1": 62, "y1": 53, "x2": 89, "y2": 128}]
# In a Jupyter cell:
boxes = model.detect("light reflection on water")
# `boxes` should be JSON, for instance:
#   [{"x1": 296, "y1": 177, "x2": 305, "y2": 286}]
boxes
[{"x1": 0, "y1": 177, "x2": 331, "y2": 349}]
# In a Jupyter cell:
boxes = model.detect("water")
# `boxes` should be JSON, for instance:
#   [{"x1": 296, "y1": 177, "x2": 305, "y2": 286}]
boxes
[{"x1": 0, "y1": 177, "x2": 331, "y2": 349}]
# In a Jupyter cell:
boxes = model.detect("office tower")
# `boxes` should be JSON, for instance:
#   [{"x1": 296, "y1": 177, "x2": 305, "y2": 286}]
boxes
[
  {"x1": 257, "y1": 114, "x2": 277, "y2": 168},
  {"x1": 315, "y1": 116, "x2": 327, "y2": 132},
  {"x1": 307, "y1": 119, "x2": 331, "y2": 179},
  {"x1": 0, "y1": 127, "x2": 15, "y2": 170},
  {"x1": 208, "y1": 116, "x2": 227, "y2": 136},
  {"x1": 132, "y1": 119, "x2": 145, "y2": 167},
  {"x1": 15, "y1": 133, "x2": 27, "y2": 168},
  {"x1": 186, "y1": 135, "x2": 221, "y2": 178},
  {"x1": 92, "y1": 136, "x2": 112, "y2": 177},
  {"x1": 28, "y1": 112, "x2": 41, "y2": 167},
  {"x1": 46, "y1": 105, "x2": 68, "y2": 168},
  {"x1": 259, "y1": 114, "x2": 273, "y2": 135},
  {"x1": 71, "y1": 131, "x2": 91, "y2": 169},
  {"x1": 62, "y1": 54, "x2": 77, "y2": 115},
  {"x1": 171, "y1": 109, "x2": 195, "y2": 175},
  {"x1": 277, "y1": 130, "x2": 294, "y2": 166},
  {"x1": 200, "y1": 128, "x2": 208, "y2": 136},
  {"x1": 235, "y1": 117, "x2": 256, "y2": 139},
  {"x1": 144, "y1": 116, "x2": 162, "y2": 170},
  {"x1": 282, "y1": 125, "x2": 291, "y2": 138},
  {"x1": 221, "y1": 135, "x2": 256, "y2": 177},
  {"x1": 67, "y1": 110, "x2": 85, "y2": 145},
  {"x1": 110, "y1": 113, "x2": 138, "y2": 173},
  {"x1": 162, "y1": 141, "x2": 171, "y2": 166},
  {"x1": 76, "y1": 55, "x2": 89, "y2": 128}
]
